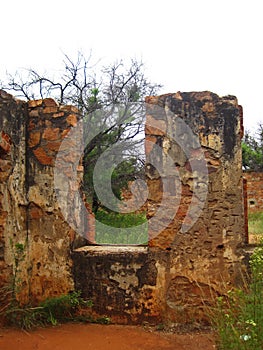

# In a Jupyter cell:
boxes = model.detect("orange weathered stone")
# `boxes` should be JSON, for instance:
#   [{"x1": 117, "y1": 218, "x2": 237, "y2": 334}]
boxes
[
  {"x1": 0, "y1": 159, "x2": 11, "y2": 172},
  {"x1": 201, "y1": 102, "x2": 215, "y2": 113},
  {"x1": 60, "y1": 105, "x2": 79, "y2": 114},
  {"x1": 0, "y1": 90, "x2": 247, "y2": 324},
  {"x1": 28, "y1": 99, "x2": 43, "y2": 108},
  {"x1": 28, "y1": 132, "x2": 41, "y2": 148},
  {"x1": 28, "y1": 119, "x2": 36, "y2": 131},
  {"x1": 32, "y1": 147, "x2": 53, "y2": 165},
  {"x1": 42, "y1": 127, "x2": 60, "y2": 141},
  {"x1": 52, "y1": 112, "x2": 65, "y2": 118},
  {"x1": 145, "y1": 96, "x2": 159, "y2": 104},
  {"x1": 29, "y1": 205, "x2": 44, "y2": 219},
  {"x1": 77, "y1": 165, "x2": 84, "y2": 172},
  {"x1": 145, "y1": 135, "x2": 157, "y2": 155},
  {"x1": 0, "y1": 131, "x2": 11, "y2": 153},
  {"x1": 66, "y1": 114, "x2": 78, "y2": 127},
  {"x1": 244, "y1": 171, "x2": 263, "y2": 213},
  {"x1": 43, "y1": 106, "x2": 59, "y2": 114},
  {"x1": 45, "y1": 140, "x2": 61, "y2": 152},
  {"x1": 43, "y1": 98, "x2": 59, "y2": 107},
  {"x1": 208, "y1": 158, "x2": 221, "y2": 167},
  {"x1": 0, "y1": 211, "x2": 7, "y2": 226},
  {"x1": 29, "y1": 109, "x2": 40, "y2": 117},
  {"x1": 147, "y1": 179, "x2": 163, "y2": 201},
  {"x1": 61, "y1": 129, "x2": 70, "y2": 138}
]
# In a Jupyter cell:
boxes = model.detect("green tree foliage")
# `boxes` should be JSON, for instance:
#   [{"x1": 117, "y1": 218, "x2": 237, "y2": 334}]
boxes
[{"x1": 242, "y1": 124, "x2": 263, "y2": 171}]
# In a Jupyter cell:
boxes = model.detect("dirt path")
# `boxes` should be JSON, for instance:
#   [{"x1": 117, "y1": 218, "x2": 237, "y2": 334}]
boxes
[{"x1": 0, "y1": 323, "x2": 215, "y2": 350}]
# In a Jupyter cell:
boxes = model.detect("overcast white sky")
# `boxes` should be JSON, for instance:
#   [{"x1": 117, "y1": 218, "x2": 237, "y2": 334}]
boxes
[{"x1": 1, "y1": 0, "x2": 262, "y2": 131}]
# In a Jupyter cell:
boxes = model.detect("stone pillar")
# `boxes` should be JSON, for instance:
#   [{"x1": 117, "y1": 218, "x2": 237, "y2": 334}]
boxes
[
  {"x1": 25, "y1": 98, "x2": 84, "y2": 302},
  {"x1": 145, "y1": 91, "x2": 246, "y2": 322},
  {"x1": 0, "y1": 90, "x2": 89, "y2": 304}
]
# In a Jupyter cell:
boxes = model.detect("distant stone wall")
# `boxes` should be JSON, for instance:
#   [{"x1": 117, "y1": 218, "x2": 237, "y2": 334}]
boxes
[{"x1": 243, "y1": 171, "x2": 263, "y2": 213}]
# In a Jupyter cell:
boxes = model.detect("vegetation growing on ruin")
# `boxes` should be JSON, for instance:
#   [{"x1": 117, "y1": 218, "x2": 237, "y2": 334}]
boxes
[{"x1": 0, "y1": 241, "x2": 109, "y2": 329}]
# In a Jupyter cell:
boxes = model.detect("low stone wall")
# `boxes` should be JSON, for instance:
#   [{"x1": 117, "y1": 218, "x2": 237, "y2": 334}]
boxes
[{"x1": 73, "y1": 246, "x2": 162, "y2": 324}]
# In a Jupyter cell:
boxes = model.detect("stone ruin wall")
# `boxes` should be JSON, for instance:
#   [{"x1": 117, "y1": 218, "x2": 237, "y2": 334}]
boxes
[
  {"x1": 74, "y1": 91, "x2": 247, "y2": 324},
  {"x1": 0, "y1": 89, "x2": 247, "y2": 324},
  {"x1": 0, "y1": 90, "x2": 94, "y2": 304},
  {"x1": 143, "y1": 92, "x2": 246, "y2": 321},
  {"x1": 243, "y1": 171, "x2": 263, "y2": 213}
]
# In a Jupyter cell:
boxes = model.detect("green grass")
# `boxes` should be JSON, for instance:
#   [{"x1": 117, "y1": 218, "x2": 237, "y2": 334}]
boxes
[
  {"x1": 95, "y1": 210, "x2": 148, "y2": 245},
  {"x1": 248, "y1": 212, "x2": 263, "y2": 236}
]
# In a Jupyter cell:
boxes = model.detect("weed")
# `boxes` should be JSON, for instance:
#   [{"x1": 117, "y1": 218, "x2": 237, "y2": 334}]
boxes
[
  {"x1": 39, "y1": 291, "x2": 92, "y2": 325},
  {"x1": 9, "y1": 239, "x2": 26, "y2": 301},
  {"x1": 94, "y1": 316, "x2": 111, "y2": 325},
  {"x1": 3, "y1": 291, "x2": 94, "y2": 330},
  {"x1": 1, "y1": 240, "x2": 109, "y2": 330},
  {"x1": 210, "y1": 240, "x2": 263, "y2": 349}
]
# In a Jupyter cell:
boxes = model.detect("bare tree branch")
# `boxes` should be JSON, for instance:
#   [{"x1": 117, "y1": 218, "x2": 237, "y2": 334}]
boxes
[{"x1": 1, "y1": 52, "x2": 162, "y2": 212}]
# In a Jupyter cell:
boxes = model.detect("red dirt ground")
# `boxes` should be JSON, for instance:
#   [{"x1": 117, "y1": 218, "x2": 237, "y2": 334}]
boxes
[{"x1": 0, "y1": 323, "x2": 216, "y2": 350}]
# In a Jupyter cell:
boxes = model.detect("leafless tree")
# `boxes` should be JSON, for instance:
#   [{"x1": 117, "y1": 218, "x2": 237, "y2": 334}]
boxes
[{"x1": 1, "y1": 52, "x2": 161, "y2": 211}]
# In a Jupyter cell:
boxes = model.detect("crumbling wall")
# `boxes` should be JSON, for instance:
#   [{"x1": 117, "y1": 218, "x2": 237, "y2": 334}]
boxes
[
  {"x1": 73, "y1": 91, "x2": 247, "y2": 324},
  {"x1": 1, "y1": 89, "x2": 247, "y2": 324},
  {"x1": 0, "y1": 90, "x2": 88, "y2": 304},
  {"x1": 144, "y1": 91, "x2": 246, "y2": 322}
]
